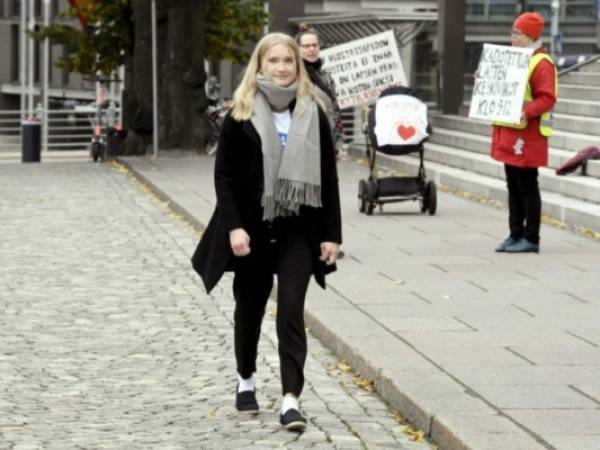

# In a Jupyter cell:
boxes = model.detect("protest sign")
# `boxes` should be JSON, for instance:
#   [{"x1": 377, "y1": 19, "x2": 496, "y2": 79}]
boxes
[
  {"x1": 468, "y1": 44, "x2": 533, "y2": 124},
  {"x1": 321, "y1": 30, "x2": 407, "y2": 109},
  {"x1": 374, "y1": 95, "x2": 429, "y2": 146}
]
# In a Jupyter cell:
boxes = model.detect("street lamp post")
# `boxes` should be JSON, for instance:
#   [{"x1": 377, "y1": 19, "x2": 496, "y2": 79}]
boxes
[
  {"x1": 550, "y1": 0, "x2": 562, "y2": 56},
  {"x1": 20, "y1": 0, "x2": 27, "y2": 121},
  {"x1": 596, "y1": 0, "x2": 600, "y2": 49},
  {"x1": 43, "y1": 0, "x2": 50, "y2": 153},
  {"x1": 151, "y1": 0, "x2": 159, "y2": 158},
  {"x1": 28, "y1": 0, "x2": 35, "y2": 118}
]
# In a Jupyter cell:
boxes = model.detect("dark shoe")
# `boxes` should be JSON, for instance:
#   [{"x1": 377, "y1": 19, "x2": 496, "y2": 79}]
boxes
[
  {"x1": 337, "y1": 249, "x2": 345, "y2": 259},
  {"x1": 280, "y1": 408, "x2": 307, "y2": 432},
  {"x1": 504, "y1": 238, "x2": 539, "y2": 253},
  {"x1": 495, "y1": 236, "x2": 519, "y2": 252},
  {"x1": 236, "y1": 387, "x2": 259, "y2": 415}
]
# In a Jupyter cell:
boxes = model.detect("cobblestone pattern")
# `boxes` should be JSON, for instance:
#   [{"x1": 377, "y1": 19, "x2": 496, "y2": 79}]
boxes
[{"x1": 0, "y1": 162, "x2": 433, "y2": 450}]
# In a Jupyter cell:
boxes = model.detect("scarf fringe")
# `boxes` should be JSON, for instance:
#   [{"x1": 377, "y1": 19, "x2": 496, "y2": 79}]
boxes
[{"x1": 262, "y1": 179, "x2": 322, "y2": 221}]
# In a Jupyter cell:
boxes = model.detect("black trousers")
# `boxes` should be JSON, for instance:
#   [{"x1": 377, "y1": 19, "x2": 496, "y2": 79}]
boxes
[
  {"x1": 232, "y1": 221, "x2": 312, "y2": 397},
  {"x1": 504, "y1": 164, "x2": 541, "y2": 245}
]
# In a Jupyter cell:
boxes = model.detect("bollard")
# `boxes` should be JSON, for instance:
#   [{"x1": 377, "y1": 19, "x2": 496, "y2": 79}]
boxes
[{"x1": 22, "y1": 120, "x2": 42, "y2": 163}]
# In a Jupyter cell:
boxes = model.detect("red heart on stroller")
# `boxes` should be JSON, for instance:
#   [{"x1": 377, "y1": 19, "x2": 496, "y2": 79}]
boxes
[{"x1": 397, "y1": 125, "x2": 416, "y2": 140}]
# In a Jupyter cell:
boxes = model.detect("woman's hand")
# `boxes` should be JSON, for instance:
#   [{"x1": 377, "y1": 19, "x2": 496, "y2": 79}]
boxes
[
  {"x1": 320, "y1": 242, "x2": 339, "y2": 266},
  {"x1": 230, "y1": 228, "x2": 251, "y2": 256}
]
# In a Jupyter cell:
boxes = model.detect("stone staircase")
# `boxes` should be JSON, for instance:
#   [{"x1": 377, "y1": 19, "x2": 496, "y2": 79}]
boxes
[{"x1": 350, "y1": 58, "x2": 600, "y2": 232}]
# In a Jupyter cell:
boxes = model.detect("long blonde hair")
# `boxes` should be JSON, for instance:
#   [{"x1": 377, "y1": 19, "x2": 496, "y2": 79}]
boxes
[{"x1": 232, "y1": 33, "x2": 320, "y2": 121}]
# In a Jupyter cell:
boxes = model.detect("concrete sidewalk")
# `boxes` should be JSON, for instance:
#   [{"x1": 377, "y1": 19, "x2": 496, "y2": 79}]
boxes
[{"x1": 119, "y1": 153, "x2": 600, "y2": 450}]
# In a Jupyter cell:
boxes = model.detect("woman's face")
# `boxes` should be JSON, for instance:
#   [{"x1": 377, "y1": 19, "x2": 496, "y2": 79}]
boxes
[
  {"x1": 260, "y1": 43, "x2": 298, "y2": 87},
  {"x1": 298, "y1": 33, "x2": 320, "y2": 63},
  {"x1": 511, "y1": 28, "x2": 532, "y2": 47}
]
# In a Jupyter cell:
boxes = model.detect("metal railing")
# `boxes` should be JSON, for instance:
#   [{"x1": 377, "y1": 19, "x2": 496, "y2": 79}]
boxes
[
  {"x1": 0, "y1": 108, "x2": 121, "y2": 153},
  {"x1": 558, "y1": 53, "x2": 600, "y2": 76},
  {"x1": 0, "y1": 110, "x2": 22, "y2": 153}
]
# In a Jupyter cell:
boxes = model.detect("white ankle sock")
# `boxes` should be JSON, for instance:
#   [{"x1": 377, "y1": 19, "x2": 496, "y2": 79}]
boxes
[
  {"x1": 281, "y1": 395, "x2": 299, "y2": 414},
  {"x1": 237, "y1": 374, "x2": 255, "y2": 393}
]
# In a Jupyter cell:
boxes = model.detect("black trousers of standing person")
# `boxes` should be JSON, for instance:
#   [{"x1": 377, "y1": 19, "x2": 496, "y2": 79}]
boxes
[
  {"x1": 232, "y1": 218, "x2": 313, "y2": 397},
  {"x1": 504, "y1": 164, "x2": 542, "y2": 245}
]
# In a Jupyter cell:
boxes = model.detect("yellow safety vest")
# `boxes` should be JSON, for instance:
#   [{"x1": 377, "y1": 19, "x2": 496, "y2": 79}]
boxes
[{"x1": 493, "y1": 53, "x2": 558, "y2": 137}]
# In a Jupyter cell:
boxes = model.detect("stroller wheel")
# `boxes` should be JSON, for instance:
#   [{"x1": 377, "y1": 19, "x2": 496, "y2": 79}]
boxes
[
  {"x1": 366, "y1": 180, "x2": 377, "y2": 215},
  {"x1": 366, "y1": 201, "x2": 375, "y2": 215},
  {"x1": 426, "y1": 181, "x2": 437, "y2": 215},
  {"x1": 358, "y1": 180, "x2": 367, "y2": 213},
  {"x1": 91, "y1": 141, "x2": 104, "y2": 162},
  {"x1": 420, "y1": 187, "x2": 428, "y2": 213}
]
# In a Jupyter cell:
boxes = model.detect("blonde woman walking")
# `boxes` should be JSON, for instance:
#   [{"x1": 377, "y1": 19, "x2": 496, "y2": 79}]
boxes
[{"x1": 192, "y1": 33, "x2": 342, "y2": 431}]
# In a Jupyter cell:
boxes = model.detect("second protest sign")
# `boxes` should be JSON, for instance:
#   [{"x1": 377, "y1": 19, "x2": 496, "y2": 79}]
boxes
[{"x1": 469, "y1": 44, "x2": 533, "y2": 124}]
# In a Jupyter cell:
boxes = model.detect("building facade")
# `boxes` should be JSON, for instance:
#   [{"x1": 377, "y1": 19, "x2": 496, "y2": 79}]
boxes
[
  {"x1": 0, "y1": 0, "x2": 93, "y2": 110},
  {"x1": 1, "y1": 0, "x2": 598, "y2": 110}
]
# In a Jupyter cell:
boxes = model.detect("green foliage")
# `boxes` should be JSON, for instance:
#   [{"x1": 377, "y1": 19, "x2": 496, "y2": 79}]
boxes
[
  {"x1": 205, "y1": 0, "x2": 269, "y2": 63},
  {"x1": 31, "y1": 0, "x2": 132, "y2": 77},
  {"x1": 32, "y1": 0, "x2": 268, "y2": 76}
]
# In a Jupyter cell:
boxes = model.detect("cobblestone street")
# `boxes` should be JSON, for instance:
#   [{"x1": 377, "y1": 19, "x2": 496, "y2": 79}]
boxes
[{"x1": 0, "y1": 162, "x2": 432, "y2": 450}]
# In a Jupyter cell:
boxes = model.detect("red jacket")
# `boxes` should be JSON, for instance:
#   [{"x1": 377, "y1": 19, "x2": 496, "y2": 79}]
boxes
[{"x1": 491, "y1": 48, "x2": 557, "y2": 168}]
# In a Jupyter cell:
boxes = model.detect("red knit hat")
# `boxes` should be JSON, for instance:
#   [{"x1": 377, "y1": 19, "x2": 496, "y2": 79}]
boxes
[{"x1": 513, "y1": 12, "x2": 545, "y2": 39}]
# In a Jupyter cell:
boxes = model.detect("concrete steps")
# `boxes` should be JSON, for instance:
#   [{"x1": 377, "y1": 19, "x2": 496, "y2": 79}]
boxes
[
  {"x1": 348, "y1": 145, "x2": 600, "y2": 232},
  {"x1": 560, "y1": 71, "x2": 600, "y2": 87},
  {"x1": 554, "y1": 98, "x2": 600, "y2": 117},
  {"x1": 421, "y1": 142, "x2": 600, "y2": 205},
  {"x1": 559, "y1": 84, "x2": 600, "y2": 101},
  {"x1": 427, "y1": 122, "x2": 600, "y2": 177},
  {"x1": 432, "y1": 108, "x2": 600, "y2": 137},
  {"x1": 430, "y1": 115, "x2": 600, "y2": 166},
  {"x1": 579, "y1": 61, "x2": 600, "y2": 72}
]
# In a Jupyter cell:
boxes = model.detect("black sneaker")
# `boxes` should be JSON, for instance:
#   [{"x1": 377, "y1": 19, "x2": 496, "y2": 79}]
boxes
[
  {"x1": 504, "y1": 238, "x2": 539, "y2": 253},
  {"x1": 280, "y1": 408, "x2": 307, "y2": 432},
  {"x1": 235, "y1": 386, "x2": 259, "y2": 415},
  {"x1": 495, "y1": 236, "x2": 519, "y2": 252}
]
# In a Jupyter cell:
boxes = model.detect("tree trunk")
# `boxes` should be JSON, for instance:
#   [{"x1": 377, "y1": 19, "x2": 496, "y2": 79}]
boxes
[
  {"x1": 122, "y1": 0, "x2": 152, "y2": 155},
  {"x1": 160, "y1": 0, "x2": 208, "y2": 150},
  {"x1": 121, "y1": 0, "x2": 208, "y2": 155}
]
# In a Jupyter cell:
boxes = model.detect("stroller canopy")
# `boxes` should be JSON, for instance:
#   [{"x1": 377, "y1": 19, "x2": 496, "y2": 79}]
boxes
[{"x1": 368, "y1": 86, "x2": 430, "y2": 155}]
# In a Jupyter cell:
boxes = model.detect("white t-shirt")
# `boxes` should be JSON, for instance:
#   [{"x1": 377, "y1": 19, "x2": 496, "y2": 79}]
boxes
[{"x1": 273, "y1": 110, "x2": 291, "y2": 149}]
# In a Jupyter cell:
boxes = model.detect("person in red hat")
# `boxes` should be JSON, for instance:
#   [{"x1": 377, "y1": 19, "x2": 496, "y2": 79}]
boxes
[{"x1": 491, "y1": 11, "x2": 558, "y2": 253}]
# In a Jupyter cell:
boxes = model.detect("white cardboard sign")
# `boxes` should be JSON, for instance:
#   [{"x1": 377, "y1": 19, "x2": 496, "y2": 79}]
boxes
[
  {"x1": 374, "y1": 95, "x2": 429, "y2": 146},
  {"x1": 468, "y1": 44, "x2": 533, "y2": 124},
  {"x1": 320, "y1": 30, "x2": 407, "y2": 109}
]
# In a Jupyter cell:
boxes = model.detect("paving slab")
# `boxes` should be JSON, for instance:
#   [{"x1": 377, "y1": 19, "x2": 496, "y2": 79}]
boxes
[{"x1": 119, "y1": 154, "x2": 600, "y2": 450}]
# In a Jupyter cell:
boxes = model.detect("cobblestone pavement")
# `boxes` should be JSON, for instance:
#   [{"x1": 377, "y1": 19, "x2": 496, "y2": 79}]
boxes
[{"x1": 0, "y1": 162, "x2": 435, "y2": 450}]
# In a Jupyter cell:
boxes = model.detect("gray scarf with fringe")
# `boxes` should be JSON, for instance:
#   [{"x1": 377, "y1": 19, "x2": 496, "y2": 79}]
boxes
[{"x1": 252, "y1": 75, "x2": 321, "y2": 222}]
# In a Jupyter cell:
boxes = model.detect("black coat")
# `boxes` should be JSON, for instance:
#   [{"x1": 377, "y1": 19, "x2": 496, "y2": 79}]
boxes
[{"x1": 191, "y1": 104, "x2": 342, "y2": 293}]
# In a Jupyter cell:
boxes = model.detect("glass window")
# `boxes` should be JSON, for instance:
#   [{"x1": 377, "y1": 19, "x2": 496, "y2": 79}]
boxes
[
  {"x1": 527, "y1": 0, "x2": 552, "y2": 19},
  {"x1": 11, "y1": 24, "x2": 20, "y2": 82},
  {"x1": 565, "y1": 0, "x2": 596, "y2": 19},
  {"x1": 467, "y1": 3, "x2": 486, "y2": 17},
  {"x1": 12, "y1": 0, "x2": 21, "y2": 16},
  {"x1": 489, "y1": 0, "x2": 519, "y2": 19}
]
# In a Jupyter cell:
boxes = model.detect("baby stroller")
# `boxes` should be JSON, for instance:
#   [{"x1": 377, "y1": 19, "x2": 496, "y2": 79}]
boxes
[{"x1": 358, "y1": 86, "x2": 437, "y2": 215}]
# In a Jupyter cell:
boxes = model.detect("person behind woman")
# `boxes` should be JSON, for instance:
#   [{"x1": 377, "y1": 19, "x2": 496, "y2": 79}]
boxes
[
  {"x1": 191, "y1": 32, "x2": 342, "y2": 432},
  {"x1": 296, "y1": 24, "x2": 346, "y2": 258},
  {"x1": 491, "y1": 12, "x2": 557, "y2": 253},
  {"x1": 295, "y1": 24, "x2": 345, "y2": 158}
]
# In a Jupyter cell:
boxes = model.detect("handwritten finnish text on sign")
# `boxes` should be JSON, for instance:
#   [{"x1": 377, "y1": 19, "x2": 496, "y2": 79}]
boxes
[
  {"x1": 468, "y1": 44, "x2": 533, "y2": 124},
  {"x1": 321, "y1": 30, "x2": 407, "y2": 109}
]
